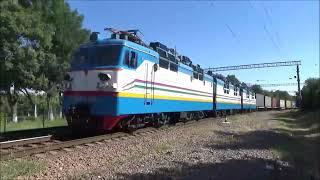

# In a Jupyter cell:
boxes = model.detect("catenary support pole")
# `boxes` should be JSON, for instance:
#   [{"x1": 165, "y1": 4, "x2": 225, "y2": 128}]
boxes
[{"x1": 296, "y1": 65, "x2": 302, "y2": 107}]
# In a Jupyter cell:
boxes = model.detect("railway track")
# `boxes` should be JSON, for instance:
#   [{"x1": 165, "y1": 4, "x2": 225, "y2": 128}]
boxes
[
  {"x1": 0, "y1": 126, "x2": 69, "y2": 142},
  {"x1": 0, "y1": 126, "x2": 172, "y2": 161},
  {"x1": 0, "y1": 135, "x2": 52, "y2": 149},
  {"x1": 0, "y1": 117, "x2": 223, "y2": 161}
]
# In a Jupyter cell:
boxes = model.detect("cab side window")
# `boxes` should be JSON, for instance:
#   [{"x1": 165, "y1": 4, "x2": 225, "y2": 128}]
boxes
[
  {"x1": 124, "y1": 50, "x2": 130, "y2": 66},
  {"x1": 130, "y1": 51, "x2": 137, "y2": 68},
  {"x1": 124, "y1": 50, "x2": 138, "y2": 68}
]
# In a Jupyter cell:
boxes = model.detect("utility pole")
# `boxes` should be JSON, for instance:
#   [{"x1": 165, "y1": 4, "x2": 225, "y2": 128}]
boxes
[{"x1": 296, "y1": 65, "x2": 302, "y2": 107}]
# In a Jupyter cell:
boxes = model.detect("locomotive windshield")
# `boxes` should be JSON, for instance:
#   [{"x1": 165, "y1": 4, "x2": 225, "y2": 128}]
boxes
[{"x1": 71, "y1": 45, "x2": 122, "y2": 68}]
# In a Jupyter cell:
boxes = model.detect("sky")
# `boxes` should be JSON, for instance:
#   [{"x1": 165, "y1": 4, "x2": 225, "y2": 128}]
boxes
[{"x1": 68, "y1": 0, "x2": 319, "y2": 94}]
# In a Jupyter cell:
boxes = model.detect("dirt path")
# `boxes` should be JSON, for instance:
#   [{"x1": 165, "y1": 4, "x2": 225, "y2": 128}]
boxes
[{"x1": 9, "y1": 111, "x2": 312, "y2": 179}]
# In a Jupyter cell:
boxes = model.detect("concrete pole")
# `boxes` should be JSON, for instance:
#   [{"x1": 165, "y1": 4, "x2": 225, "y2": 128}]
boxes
[
  {"x1": 34, "y1": 104, "x2": 37, "y2": 118},
  {"x1": 296, "y1": 65, "x2": 302, "y2": 107},
  {"x1": 34, "y1": 93, "x2": 37, "y2": 118}
]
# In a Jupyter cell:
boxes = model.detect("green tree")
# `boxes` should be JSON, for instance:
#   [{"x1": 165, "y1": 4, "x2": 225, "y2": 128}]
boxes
[
  {"x1": 301, "y1": 78, "x2": 320, "y2": 109},
  {"x1": 226, "y1": 75, "x2": 241, "y2": 86},
  {"x1": 0, "y1": 1, "x2": 54, "y2": 122},
  {"x1": 1, "y1": 0, "x2": 89, "y2": 121},
  {"x1": 251, "y1": 85, "x2": 263, "y2": 94},
  {"x1": 34, "y1": 0, "x2": 89, "y2": 120},
  {"x1": 271, "y1": 90, "x2": 292, "y2": 100}
]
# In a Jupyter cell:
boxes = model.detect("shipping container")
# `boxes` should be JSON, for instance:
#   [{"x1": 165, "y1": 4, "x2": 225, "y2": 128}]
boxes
[
  {"x1": 280, "y1": 100, "x2": 285, "y2": 109},
  {"x1": 256, "y1": 93, "x2": 265, "y2": 108},
  {"x1": 265, "y1": 96, "x2": 272, "y2": 108},
  {"x1": 272, "y1": 97, "x2": 279, "y2": 109},
  {"x1": 285, "y1": 100, "x2": 292, "y2": 109}
]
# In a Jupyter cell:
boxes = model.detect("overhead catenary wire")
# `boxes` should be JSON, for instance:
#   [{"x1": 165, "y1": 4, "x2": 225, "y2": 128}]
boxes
[
  {"x1": 225, "y1": 23, "x2": 240, "y2": 43},
  {"x1": 262, "y1": 5, "x2": 281, "y2": 46},
  {"x1": 248, "y1": 1, "x2": 282, "y2": 56}
]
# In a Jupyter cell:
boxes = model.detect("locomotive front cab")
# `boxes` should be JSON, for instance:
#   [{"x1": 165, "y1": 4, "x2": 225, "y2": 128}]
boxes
[{"x1": 63, "y1": 40, "x2": 137, "y2": 132}]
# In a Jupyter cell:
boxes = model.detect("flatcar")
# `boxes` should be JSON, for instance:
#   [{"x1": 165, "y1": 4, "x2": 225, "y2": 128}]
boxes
[{"x1": 63, "y1": 29, "x2": 257, "y2": 132}]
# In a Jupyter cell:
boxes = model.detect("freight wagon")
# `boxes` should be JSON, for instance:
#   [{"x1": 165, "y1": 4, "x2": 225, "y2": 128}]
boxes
[
  {"x1": 265, "y1": 96, "x2": 272, "y2": 109},
  {"x1": 285, "y1": 100, "x2": 292, "y2": 109},
  {"x1": 256, "y1": 93, "x2": 265, "y2": 109},
  {"x1": 280, "y1": 100, "x2": 285, "y2": 110},
  {"x1": 271, "y1": 97, "x2": 279, "y2": 109}
]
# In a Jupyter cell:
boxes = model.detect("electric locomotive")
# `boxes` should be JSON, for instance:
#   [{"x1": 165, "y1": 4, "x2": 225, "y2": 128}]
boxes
[{"x1": 63, "y1": 28, "x2": 256, "y2": 132}]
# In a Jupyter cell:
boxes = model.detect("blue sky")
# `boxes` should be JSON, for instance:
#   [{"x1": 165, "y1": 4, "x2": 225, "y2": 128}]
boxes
[{"x1": 68, "y1": 0, "x2": 319, "y2": 94}]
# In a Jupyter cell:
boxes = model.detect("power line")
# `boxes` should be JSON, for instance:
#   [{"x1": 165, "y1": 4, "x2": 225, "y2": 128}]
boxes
[
  {"x1": 205, "y1": 60, "x2": 301, "y2": 72},
  {"x1": 263, "y1": 25, "x2": 280, "y2": 52},
  {"x1": 262, "y1": 5, "x2": 281, "y2": 46},
  {"x1": 225, "y1": 23, "x2": 240, "y2": 43},
  {"x1": 246, "y1": 82, "x2": 304, "y2": 87},
  {"x1": 248, "y1": 1, "x2": 281, "y2": 55}
]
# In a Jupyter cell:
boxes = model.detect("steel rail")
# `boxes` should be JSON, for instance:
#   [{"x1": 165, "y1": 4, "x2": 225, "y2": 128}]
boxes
[
  {"x1": 0, "y1": 117, "x2": 225, "y2": 161},
  {"x1": 0, "y1": 135, "x2": 52, "y2": 149}
]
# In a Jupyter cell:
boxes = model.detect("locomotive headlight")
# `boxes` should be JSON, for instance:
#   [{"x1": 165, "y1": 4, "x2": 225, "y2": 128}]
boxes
[
  {"x1": 98, "y1": 73, "x2": 111, "y2": 82},
  {"x1": 97, "y1": 73, "x2": 112, "y2": 89}
]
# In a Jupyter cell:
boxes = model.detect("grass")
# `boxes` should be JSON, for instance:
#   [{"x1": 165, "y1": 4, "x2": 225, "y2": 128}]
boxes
[
  {"x1": 272, "y1": 110, "x2": 320, "y2": 179},
  {"x1": 0, "y1": 159, "x2": 43, "y2": 179},
  {"x1": 0, "y1": 117, "x2": 67, "y2": 133}
]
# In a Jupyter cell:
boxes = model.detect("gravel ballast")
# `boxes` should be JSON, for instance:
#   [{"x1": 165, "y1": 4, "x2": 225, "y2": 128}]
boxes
[{"x1": 26, "y1": 111, "x2": 295, "y2": 179}]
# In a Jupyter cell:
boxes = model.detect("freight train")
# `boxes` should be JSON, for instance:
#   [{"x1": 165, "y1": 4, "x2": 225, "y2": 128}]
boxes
[
  {"x1": 256, "y1": 93, "x2": 296, "y2": 110},
  {"x1": 62, "y1": 29, "x2": 292, "y2": 132}
]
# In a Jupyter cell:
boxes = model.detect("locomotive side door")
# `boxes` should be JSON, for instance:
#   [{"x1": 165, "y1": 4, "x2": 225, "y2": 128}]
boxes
[{"x1": 144, "y1": 62, "x2": 155, "y2": 105}]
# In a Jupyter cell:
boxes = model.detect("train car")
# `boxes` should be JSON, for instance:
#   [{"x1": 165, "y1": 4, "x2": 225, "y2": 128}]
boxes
[
  {"x1": 256, "y1": 93, "x2": 265, "y2": 109},
  {"x1": 271, "y1": 97, "x2": 279, "y2": 109},
  {"x1": 214, "y1": 79, "x2": 242, "y2": 113},
  {"x1": 242, "y1": 89, "x2": 256, "y2": 111},
  {"x1": 265, "y1": 96, "x2": 272, "y2": 109},
  {"x1": 285, "y1": 100, "x2": 292, "y2": 109},
  {"x1": 280, "y1": 100, "x2": 285, "y2": 110}
]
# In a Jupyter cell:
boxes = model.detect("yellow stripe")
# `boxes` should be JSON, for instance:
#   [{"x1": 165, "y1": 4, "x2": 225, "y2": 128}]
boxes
[{"x1": 118, "y1": 92, "x2": 213, "y2": 103}]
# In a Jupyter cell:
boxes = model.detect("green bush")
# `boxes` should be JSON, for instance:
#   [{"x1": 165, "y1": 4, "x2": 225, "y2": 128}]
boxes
[{"x1": 301, "y1": 78, "x2": 320, "y2": 109}]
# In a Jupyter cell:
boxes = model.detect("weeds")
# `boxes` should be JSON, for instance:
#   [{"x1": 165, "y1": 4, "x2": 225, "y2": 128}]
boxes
[{"x1": 0, "y1": 159, "x2": 43, "y2": 179}]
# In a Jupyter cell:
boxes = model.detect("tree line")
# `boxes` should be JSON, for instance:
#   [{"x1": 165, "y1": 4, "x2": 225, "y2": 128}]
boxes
[{"x1": 0, "y1": 0, "x2": 90, "y2": 122}]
